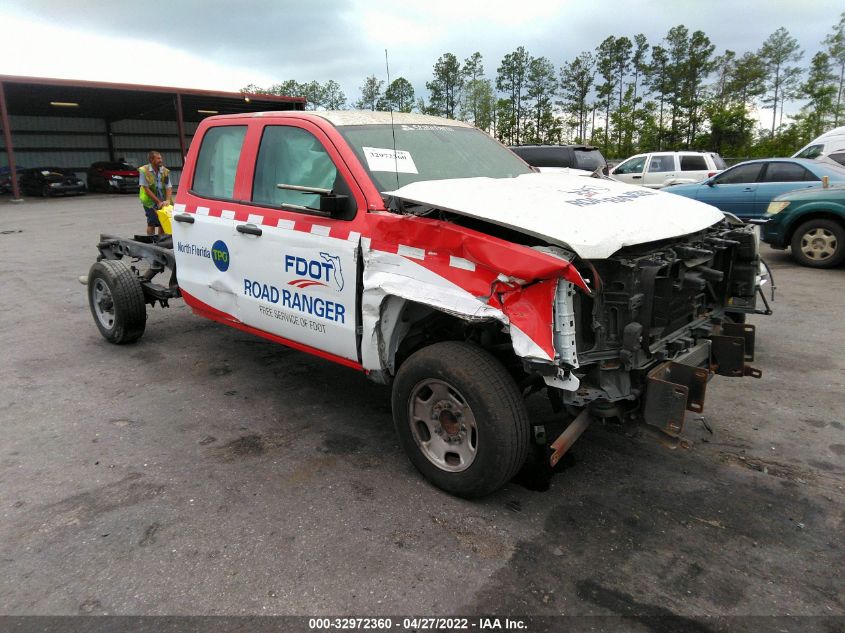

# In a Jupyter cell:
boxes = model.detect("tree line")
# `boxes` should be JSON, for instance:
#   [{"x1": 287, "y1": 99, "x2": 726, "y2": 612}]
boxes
[{"x1": 242, "y1": 13, "x2": 845, "y2": 159}]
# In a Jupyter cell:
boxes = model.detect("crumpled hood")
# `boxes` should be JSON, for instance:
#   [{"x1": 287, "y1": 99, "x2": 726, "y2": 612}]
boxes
[{"x1": 387, "y1": 172, "x2": 724, "y2": 259}]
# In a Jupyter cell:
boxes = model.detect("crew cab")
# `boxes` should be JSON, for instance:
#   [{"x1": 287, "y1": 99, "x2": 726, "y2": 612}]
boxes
[{"x1": 86, "y1": 112, "x2": 769, "y2": 498}]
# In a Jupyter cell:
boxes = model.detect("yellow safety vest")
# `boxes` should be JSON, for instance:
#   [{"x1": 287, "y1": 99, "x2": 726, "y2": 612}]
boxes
[{"x1": 138, "y1": 164, "x2": 170, "y2": 207}]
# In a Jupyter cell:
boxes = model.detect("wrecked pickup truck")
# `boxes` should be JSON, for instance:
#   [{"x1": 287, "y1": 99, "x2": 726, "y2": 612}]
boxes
[{"x1": 87, "y1": 112, "x2": 770, "y2": 498}]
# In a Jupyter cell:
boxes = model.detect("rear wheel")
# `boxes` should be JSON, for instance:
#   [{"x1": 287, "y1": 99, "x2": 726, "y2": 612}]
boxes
[
  {"x1": 87, "y1": 260, "x2": 147, "y2": 344},
  {"x1": 41, "y1": 184, "x2": 51, "y2": 198},
  {"x1": 391, "y1": 341, "x2": 530, "y2": 498},
  {"x1": 790, "y1": 219, "x2": 845, "y2": 268}
]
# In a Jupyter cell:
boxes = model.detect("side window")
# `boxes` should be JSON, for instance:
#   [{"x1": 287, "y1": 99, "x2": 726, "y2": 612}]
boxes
[
  {"x1": 252, "y1": 126, "x2": 339, "y2": 210},
  {"x1": 763, "y1": 162, "x2": 818, "y2": 182},
  {"x1": 680, "y1": 155, "x2": 708, "y2": 171},
  {"x1": 191, "y1": 125, "x2": 247, "y2": 199},
  {"x1": 648, "y1": 156, "x2": 675, "y2": 172},
  {"x1": 795, "y1": 144, "x2": 824, "y2": 159},
  {"x1": 715, "y1": 163, "x2": 763, "y2": 185},
  {"x1": 615, "y1": 156, "x2": 646, "y2": 174},
  {"x1": 828, "y1": 152, "x2": 845, "y2": 166}
]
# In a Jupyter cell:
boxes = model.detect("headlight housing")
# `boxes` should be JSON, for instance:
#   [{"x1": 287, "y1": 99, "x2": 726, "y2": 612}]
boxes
[{"x1": 766, "y1": 200, "x2": 790, "y2": 215}]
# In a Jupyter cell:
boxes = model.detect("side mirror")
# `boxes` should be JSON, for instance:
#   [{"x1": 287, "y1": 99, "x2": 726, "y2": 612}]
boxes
[
  {"x1": 320, "y1": 193, "x2": 356, "y2": 220},
  {"x1": 707, "y1": 179, "x2": 715, "y2": 187}
]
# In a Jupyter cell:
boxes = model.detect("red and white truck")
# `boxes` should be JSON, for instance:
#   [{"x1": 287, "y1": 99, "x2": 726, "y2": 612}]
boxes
[{"x1": 87, "y1": 111, "x2": 770, "y2": 497}]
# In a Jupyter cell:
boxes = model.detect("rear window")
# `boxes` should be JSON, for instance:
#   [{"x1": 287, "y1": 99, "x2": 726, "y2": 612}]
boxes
[
  {"x1": 511, "y1": 146, "x2": 571, "y2": 168},
  {"x1": 827, "y1": 152, "x2": 845, "y2": 166},
  {"x1": 680, "y1": 155, "x2": 708, "y2": 171},
  {"x1": 191, "y1": 125, "x2": 247, "y2": 200},
  {"x1": 572, "y1": 148, "x2": 606, "y2": 172}
]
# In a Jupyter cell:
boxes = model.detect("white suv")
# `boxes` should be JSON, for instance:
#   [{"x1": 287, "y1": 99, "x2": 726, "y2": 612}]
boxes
[{"x1": 611, "y1": 151, "x2": 726, "y2": 189}]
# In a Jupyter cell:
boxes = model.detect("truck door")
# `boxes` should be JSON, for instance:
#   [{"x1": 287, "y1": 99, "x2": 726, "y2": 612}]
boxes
[
  {"x1": 172, "y1": 124, "x2": 248, "y2": 322},
  {"x1": 230, "y1": 122, "x2": 360, "y2": 362}
]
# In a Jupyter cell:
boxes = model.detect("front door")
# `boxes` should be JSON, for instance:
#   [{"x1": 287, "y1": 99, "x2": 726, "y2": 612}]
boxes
[{"x1": 230, "y1": 122, "x2": 360, "y2": 362}]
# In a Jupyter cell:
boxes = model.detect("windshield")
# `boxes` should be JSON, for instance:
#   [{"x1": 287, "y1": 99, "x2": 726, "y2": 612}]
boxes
[
  {"x1": 337, "y1": 124, "x2": 533, "y2": 191},
  {"x1": 101, "y1": 162, "x2": 137, "y2": 170}
]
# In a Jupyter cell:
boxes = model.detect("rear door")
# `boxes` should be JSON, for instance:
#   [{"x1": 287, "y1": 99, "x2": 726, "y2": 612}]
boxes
[
  {"x1": 172, "y1": 123, "x2": 248, "y2": 321},
  {"x1": 642, "y1": 154, "x2": 678, "y2": 188},
  {"x1": 752, "y1": 161, "x2": 819, "y2": 219}
]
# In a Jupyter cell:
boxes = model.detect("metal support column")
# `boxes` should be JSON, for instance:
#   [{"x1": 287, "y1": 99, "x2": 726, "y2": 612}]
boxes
[
  {"x1": 0, "y1": 81, "x2": 22, "y2": 202},
  {"x1": 175, "y1": 93, "x2": 186, "y2": 168},
  {"x1": 105, "y1": 119, "x2": 115, "y2": 162}
]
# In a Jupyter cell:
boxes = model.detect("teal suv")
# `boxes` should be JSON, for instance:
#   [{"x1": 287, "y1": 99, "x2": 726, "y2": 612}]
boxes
[{"x1": 762, "y1": 185, "x2": 845, "y2": 268}]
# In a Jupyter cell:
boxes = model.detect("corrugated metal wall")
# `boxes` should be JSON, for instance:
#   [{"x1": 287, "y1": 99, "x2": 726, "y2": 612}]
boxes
[{"x1": 1, "y1": 115, "x2": 195, "y2": 185}]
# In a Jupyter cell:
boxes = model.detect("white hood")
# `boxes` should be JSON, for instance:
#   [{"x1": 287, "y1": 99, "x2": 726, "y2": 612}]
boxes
[{"x1": 387, "y1": 172, "x2": 724, "y2": 259}]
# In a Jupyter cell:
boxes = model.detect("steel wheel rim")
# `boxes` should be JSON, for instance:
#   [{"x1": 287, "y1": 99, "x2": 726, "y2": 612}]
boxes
[
  {"x1": 92, "y1": 278, "x2": 116, "y2": 330},
  {"x1": 408, "y1": 378, "x2": 478, "y2": 472},
  {"x1": 800, "y1": 227, "x2": 837, "y2": 261}
]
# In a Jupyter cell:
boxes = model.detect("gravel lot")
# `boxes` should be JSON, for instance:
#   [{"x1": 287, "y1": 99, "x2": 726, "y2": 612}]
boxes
[{"x1": 0, "y1": 194, "x2": 843, "y2": 629}]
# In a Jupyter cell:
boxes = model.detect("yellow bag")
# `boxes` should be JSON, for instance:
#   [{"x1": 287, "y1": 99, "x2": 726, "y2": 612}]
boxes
[{"x1": 155, "y1": 204, "x2": 174, "y2": 235}]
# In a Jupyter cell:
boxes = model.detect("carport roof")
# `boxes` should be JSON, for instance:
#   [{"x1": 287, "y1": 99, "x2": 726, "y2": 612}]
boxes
[{"x1": 0, "y1": 74, "x2": 305, "y2": 121}]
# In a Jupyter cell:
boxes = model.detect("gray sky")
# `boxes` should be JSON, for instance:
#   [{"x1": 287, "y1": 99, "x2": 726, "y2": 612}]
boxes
[{"x1": 0, "y1": 0, "x2": 841, "y2": 109}]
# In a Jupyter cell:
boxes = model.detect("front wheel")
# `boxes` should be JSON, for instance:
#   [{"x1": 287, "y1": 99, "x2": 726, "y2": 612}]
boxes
[
  {"x1": 790, "y1": 219, "x2": 845, "y2": 268},
  {"x1": 391, "y1": 341, "x2": 530, "y2": 498},
  {"x1": 87, "y1": 260, "x2": 147, "y2": 344}
]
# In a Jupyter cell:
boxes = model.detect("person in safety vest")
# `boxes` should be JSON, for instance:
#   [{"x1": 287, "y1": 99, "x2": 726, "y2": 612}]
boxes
[{"x1": 138, "y1": 150, "x2": 172, "y2": 236}]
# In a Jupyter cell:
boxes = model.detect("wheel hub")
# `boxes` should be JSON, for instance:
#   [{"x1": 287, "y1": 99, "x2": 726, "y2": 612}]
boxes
[
  {"x1": 802, "y1": 228, "x2": 836, "y2": 260},
  {"x1": 410, "y1": 379, "x2": 478, "y2": 472}
]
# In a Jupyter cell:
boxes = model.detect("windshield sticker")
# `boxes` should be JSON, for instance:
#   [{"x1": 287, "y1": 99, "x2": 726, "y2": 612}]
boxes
[{"x1": 362, "y1": 147, "x2": 419, "y2": 174}]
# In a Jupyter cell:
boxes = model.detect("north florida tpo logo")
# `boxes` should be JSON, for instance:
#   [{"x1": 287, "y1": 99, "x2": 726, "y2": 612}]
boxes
[
  {"x1": 284, "y1": 253, "x2": 344, "y2": 292},
  {"x1": 212, "y1": 240, "x2": 230, "y2": 272}
]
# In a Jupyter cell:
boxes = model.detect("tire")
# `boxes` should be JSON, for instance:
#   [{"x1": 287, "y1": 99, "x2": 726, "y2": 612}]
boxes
[
  {"x1": 391, "y1": 341, "x2": 530, "y2": 498},
  {"x1": 41, "y1": 184, "x2": 51, "y2": 198},
  {"x1": 87, "y1": 260, "x2": 147, "y2": 344},
  {"x1": 790, "y1": 219, "x2": 845, "y2": 268}
]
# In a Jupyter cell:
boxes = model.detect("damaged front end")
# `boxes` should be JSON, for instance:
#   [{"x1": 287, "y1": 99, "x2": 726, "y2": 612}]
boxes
[{"x1": 543, "y1": 220, "x2": 768, "y2": 457}]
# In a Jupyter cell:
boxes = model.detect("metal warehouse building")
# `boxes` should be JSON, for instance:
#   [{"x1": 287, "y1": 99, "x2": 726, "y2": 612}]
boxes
[{"x1": 0, "y1": 75, "x2": 305, "y2": 200}]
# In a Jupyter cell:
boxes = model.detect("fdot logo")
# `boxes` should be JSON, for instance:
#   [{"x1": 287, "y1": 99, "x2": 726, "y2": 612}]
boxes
[
  {"x1": 212, "y1": 240, "x2": 230, "y2": 272},
  {"x1": 284, "y1": 253, "x2": 344, "y2": 292}
]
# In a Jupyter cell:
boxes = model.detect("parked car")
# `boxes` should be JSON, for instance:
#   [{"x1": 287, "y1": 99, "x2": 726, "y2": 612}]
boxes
[
  {"x1": 19, "y1": 167, "x2": 86, "y2": 197},
  {"x1": 762, "y1": 184, "x2": 845, "y2": 268},
  {"x1": 86, "y1": 161, "x2": 139, "y2": 193},
  {"x1": 793, "y1": 125, "x2": 845, "y2": 159},
  {"x1": 663, "y1": 158, "x2": 845, "y2": 222},
  {"x1": 0, "y1": 166, "x2": 25, "y2": 194},
  {"x1": 610, "y1": 151, "x2": 725, "y2": 189},
  {"x1": 510, "y1": 144, "x2": 608, "y2": 175}
]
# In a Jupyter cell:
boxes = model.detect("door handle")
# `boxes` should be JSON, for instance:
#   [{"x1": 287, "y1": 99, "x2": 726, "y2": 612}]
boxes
[
  {"x1": 174, "y1": 213, "x2": 195, "y2": 224},
  {"x1": 236, "y1": 223, "x2": 263, "y2": 236},
  {"x1": 743, "y1": 187, "x2": 754, "y2": 191},
  {"x1": 632, "y1": 175, "x2": 642, "y2": 179}
]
